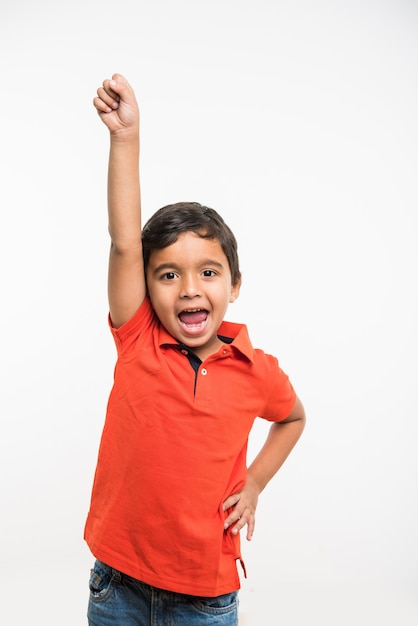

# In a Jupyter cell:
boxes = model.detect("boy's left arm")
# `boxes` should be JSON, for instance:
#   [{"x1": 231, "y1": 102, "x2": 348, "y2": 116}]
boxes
[{"x1": 223, "y1": 396, "x2": 306, "y2": 541}]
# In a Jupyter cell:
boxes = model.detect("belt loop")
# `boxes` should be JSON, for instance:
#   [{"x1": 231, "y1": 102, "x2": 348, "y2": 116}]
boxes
[{"x1": 111, "y1": 568, "x2": 122, "y2": 582}]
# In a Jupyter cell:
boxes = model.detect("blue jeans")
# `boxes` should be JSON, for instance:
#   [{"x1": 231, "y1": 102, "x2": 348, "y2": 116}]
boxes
[{"x1": 87, "y1": 560, "x2": 239, "y2": 626}]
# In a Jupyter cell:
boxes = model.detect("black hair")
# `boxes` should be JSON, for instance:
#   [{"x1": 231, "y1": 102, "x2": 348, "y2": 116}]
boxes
[{"x1": 142, "y1": 202, "x2": 241, "y2": 285}]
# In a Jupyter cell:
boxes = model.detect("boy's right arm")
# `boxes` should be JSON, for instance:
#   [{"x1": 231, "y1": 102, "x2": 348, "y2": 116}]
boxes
[{"x1": 94, "y1": 74, "x2": 145, "y2": 328}]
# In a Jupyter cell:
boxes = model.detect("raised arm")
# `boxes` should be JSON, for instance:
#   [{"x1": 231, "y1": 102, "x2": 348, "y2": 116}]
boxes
[{"x1": 94, "y1": 74, "x2": 145, "y2": 328}]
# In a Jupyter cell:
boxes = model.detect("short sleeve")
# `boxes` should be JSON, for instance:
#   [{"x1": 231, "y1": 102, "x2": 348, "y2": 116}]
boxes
[
  {"x1": 109, "y1": 297, "x2": 156, "y2": 355},
  {"x1": 259, "y1": 354, "x2": 297, "y2": 422}
]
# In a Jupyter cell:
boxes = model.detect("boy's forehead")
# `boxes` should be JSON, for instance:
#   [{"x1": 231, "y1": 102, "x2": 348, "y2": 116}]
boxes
[{"x1": 148, "y1": 232, "x2": 227, "y2": 265}]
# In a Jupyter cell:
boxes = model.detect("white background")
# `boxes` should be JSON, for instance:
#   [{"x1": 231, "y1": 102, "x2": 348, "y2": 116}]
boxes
[{"x1": 1, "y1": 1, "x2": 417, "y2": 624}]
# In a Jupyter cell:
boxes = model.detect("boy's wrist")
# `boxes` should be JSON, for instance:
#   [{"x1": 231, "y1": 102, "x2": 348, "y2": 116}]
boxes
[
  {"x1": 245, "y1": 472, "x2": 263, "y2": 495},
  {"x1": 109, "y1": 128, "x2": 140, "y2": 145}
]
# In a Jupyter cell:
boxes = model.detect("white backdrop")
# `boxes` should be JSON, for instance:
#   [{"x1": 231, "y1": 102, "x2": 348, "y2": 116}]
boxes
[{"x1": 1, "y1": 1, "x2": 417, "y2": 624}]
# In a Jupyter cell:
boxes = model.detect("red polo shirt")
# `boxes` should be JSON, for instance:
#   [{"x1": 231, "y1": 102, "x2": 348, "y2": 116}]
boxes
[{"x1": 84, "y1": 297, "x2": 296, "y2": 596}]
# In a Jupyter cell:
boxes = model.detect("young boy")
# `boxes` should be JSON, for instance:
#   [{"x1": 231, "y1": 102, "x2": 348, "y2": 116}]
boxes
[{"x1": 85, "y1": 73, "x2": 306, "y2": 626}]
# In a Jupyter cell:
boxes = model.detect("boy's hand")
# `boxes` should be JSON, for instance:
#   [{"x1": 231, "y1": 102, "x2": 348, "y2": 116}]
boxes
[
  {"x1": 222, "y1": 478, "x2": 260, "y2": 541},
  {"x1": 93, "y1": 73, "x2": 139, "y2": 138}
]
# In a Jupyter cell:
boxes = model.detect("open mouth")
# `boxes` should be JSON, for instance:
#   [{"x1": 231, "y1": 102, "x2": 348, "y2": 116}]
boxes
[{"x1": 178, "y1": 308, "x2": 208, "y2": 328}]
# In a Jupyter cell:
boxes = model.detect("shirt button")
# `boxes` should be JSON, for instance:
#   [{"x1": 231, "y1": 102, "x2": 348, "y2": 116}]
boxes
[
  {"x1": 201, "y1": 368, "x2": 208, "y2": 376},
  {"x1": 181, "y1": 349, "x2": 188, "y2": 355}
]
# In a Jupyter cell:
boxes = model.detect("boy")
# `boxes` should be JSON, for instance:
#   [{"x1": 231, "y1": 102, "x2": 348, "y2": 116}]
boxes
[{"x1": 85, "y1": 73, "x2": 305, "y2": 626}]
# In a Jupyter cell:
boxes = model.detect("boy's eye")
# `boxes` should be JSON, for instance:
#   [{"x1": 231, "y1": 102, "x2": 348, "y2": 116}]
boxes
[
  {"x1": 163, "y1": 272, "x2": 177, "y2": 280},
  {"x1": 202, "y1": 270, "x2": 216, "y2": 277}
]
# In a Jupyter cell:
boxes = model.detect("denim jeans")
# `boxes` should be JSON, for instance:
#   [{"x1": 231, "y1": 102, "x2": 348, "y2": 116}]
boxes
[{"x1": 87, "y1": 560, "x2": 239, "y2": 626}]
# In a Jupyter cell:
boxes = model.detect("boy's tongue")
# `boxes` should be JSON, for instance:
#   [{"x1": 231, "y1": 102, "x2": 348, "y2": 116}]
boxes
[{"x1": 179, "y1": 310, "x2": 207, "y2": 324}]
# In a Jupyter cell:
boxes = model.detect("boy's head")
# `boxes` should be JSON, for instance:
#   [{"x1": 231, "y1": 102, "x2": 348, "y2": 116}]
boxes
[{"x1": 142, "y1": 202, "x2": 241, "y2": 287}]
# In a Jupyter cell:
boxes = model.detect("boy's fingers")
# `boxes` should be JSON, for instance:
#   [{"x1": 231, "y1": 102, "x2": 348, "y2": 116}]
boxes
[
  {"x1": 107, "y1": 74, "x2": 133, "y2": 101},
  {"x1": 227, "y1": 510, "x2": 255, "y2": 541},
  {"x1": 93, "y1": 96, "x2": 113, "y2": 114},
  {"x1": 224, "y1": 508, "x2": 242, "y2": 528},
  {"x1": 111, "y1": 72, "x2": 127, "y2": 84},
  {"x1": 246, "y1": 516, "x2": 255, "y2": 541},
  {"x1": 222, "y1": 493, "x2": 240, "y2": 511},
  {"x1": 102, "y1": 81, "x2": 120, "y2": 100},
  {"x1": 97, "y1": 86, "x2": 119, "y2": 109}
]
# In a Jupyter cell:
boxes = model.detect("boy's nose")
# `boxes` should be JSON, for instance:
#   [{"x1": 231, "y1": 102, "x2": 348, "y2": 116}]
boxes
[{"x1": 180, "y1": 276, "x2": 200, "y2": 298}]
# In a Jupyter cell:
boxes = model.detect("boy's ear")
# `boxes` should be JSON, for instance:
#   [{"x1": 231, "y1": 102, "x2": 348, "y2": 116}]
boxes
[{"x1": 229, "y1": 278, "x2": 241, "y2": 303}]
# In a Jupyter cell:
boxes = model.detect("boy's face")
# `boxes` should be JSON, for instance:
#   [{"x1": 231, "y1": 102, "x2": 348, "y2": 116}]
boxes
[{"x1": 146, "y1": 232, "x2": 240, "y2": 360}]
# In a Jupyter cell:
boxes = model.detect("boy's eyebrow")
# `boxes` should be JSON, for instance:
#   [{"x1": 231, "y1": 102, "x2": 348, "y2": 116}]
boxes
[{"x1": 151, "y1": 259, "x2": 226, "y2": 275}]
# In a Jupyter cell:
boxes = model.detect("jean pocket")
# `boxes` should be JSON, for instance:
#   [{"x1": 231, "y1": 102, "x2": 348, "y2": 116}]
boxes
[
  {"x1": 88, "y1": 560, "x2": 118, "y2": 602},
  {"x1": 192, "y1": 590, "x2": 239, "y2": 616}
]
